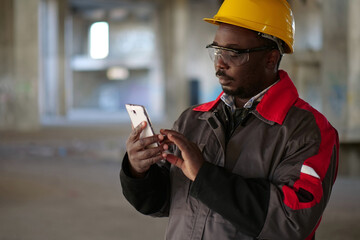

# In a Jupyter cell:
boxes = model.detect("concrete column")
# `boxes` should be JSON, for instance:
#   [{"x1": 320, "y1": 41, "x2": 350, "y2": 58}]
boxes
[
  {"x1": 13, "y1": 0, "x2": 42, "y2": 130},
  {"x1": 40, "y1": 0, "x2": 60, "y2": 117},
  {"x1": 186, "y1": 0, "x2": 221, "y2": 103},
  {"x1": 161, "y1": 0, "x2": 189, "y2": 123},
  {"x1": 347, "y1": 0, "x2": 360, "y2": 141},
  {"x1": 321, "y1": 0, "x2": 349, "y2": 138},
  {"x1": 38, "y1": 0, "x2": 69, "y2": 119},
  {"x1": 57, "y1": 0, "x2": 67, "y2": 117},
  {"x1": 0, "y1": 0, "x2": 15, "y2": 129}
]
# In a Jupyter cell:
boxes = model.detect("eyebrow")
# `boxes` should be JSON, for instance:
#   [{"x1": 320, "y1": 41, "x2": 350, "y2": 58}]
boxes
[{"x1": 212, "y1": 41, "x2": 243, "y2": 50}]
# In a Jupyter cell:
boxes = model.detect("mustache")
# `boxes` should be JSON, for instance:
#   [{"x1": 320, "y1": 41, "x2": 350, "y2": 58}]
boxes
[{"x1": 216, "y1": 70, "x2": 234, "y2": 80}]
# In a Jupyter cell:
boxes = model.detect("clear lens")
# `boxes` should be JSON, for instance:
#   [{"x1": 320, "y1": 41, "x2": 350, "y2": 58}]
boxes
[{"x1": 207, "y1": 47, "x2": 249, "y2": 66}]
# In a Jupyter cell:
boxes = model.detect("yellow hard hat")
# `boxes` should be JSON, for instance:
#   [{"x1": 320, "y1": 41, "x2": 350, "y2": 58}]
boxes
[{"x1": 204, "y1": 0, "x2": 295, "y2": 54}]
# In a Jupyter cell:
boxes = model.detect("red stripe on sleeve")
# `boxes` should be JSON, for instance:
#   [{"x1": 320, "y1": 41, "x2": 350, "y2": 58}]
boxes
[
  {"x1": 282, "y1": 99, "x2": 338, "y2": 210},
  {"x1": 282, "y1": 173, "x2": 323, "y2": 209},
  {"x1": 294, "y1": 99, "x2": 338, "y2": 181}
]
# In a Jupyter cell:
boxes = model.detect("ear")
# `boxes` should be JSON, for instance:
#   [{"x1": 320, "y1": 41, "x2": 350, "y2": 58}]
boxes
[{"x1": 266, "y1": 50, "x2": 281, "y2": 72}]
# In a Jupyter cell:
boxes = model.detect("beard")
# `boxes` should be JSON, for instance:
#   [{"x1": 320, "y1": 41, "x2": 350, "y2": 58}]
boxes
[
  {"x1": 222, "y1": 86, "x2": 249, "y2": 98},
  {"x1": 216, "y1": 69, "x2": 258, "y2": 99}
]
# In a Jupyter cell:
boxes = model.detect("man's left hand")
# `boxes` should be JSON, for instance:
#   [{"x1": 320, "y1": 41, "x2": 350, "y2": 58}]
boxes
[{"x1": 160, "y1": 129, "x2": 205, "y2": 181}]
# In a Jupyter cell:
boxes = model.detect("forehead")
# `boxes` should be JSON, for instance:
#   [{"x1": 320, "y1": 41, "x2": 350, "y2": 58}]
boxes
[{"x1": 214, "y1": 23, "x2": 260, "y2": 47}]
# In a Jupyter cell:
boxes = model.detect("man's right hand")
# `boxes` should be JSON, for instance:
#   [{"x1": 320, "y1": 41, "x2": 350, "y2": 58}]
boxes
[{"x1": 126, "y1": 121, "x2": 166, "y2": 178}]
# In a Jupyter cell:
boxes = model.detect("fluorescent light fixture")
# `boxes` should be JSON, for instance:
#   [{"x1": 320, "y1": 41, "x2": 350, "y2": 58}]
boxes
[
  {"x1": 106, "y1": 67, "x2": 129, "y2": 80},
  {"x1": 89, "y1": 21, "x2": 109, "y2": 59}
]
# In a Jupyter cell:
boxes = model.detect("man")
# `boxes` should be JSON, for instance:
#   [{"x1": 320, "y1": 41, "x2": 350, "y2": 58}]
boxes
[{"x1": 120, "y1": 0, "x2": 339, "y2": 239}]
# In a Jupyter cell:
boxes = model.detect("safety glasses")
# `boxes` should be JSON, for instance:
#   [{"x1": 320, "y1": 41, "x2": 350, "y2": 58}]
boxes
[{"x1": 206, "y1": 44, "x2": 276, "y2": 66}]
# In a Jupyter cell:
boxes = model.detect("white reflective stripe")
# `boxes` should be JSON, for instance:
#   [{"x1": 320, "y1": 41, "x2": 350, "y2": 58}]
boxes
[{"x1": 301, "y1": 165, "x2": 320, "y2": 179}]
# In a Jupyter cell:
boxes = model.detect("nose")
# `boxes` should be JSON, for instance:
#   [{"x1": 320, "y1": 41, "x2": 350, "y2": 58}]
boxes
[{"x1": 215, "y1": 54, "x2": 229, "y2": 70}]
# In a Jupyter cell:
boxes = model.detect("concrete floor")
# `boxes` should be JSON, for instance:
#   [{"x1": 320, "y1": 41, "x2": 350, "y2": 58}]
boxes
[{"x1": 0, "y1": 128, "x2": 360, "y2": 240}]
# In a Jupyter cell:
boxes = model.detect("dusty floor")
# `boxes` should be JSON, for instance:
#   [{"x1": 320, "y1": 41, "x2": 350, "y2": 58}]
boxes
[{"x1": 0, "y1": 128, "x2": 359, "y2": 240}]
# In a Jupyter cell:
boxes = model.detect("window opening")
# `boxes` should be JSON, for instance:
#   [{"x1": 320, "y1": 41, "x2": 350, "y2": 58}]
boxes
[{"x1": 89, "y1": 21, "x2": 109, "y2": 59}]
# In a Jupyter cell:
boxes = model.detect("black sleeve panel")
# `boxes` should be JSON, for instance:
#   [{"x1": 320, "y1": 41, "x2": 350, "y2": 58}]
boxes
[
  {"x1": 120, "y1": 153, "x2": 170, "y2": 216},
  {"x1": 190, "y1": 161, "x2": 270, "y2": 237}
]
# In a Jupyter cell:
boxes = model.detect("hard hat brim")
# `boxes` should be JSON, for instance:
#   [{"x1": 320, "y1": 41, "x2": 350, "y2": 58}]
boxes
[{"x1": 203, "y1": 18, "x2": 218, "y2": 25}]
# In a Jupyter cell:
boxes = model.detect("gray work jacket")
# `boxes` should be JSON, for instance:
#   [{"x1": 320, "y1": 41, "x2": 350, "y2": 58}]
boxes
[{"x1": 120, "y1": 70, "x2": 339, "y2": 240}]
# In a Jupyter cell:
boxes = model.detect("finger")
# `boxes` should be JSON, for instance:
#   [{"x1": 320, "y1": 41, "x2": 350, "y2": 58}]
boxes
[
  {"x1": 129, "y1": 121, "x2": 146, "y2": 142},
  {"x1": 134, "y1": 144, "x2": 165, "y2": 160},
  {"x1": 160, "y1": 138, "x2": 175, "y2": 146},
  {"x1": 158, "y1": 134, "x2": 164, "y2": 142},
  {"x1": 160, "y1": 129, "x2": 188, "y2": 144},
  {"x1": 167, "y1": 133, "x2": 190, "y2": 153},
  {"x1": 133, "y1": 134, "x2": 161, "y2": 151},
  {"x1": 163, "y1": 143, "x2": 169, "y2": 151},
  {"x1": 160, "y1": 129, "x2": 182, "y2": 137},
  {"x1": 163, "y1": 153, "x2": 183, "y2": 168},
  {"x1": 138, "y1": 154, "x2": 165, "y2": 170},
  {"x1": 129, "y1": 144, "x2": 164, "y2": 166}
]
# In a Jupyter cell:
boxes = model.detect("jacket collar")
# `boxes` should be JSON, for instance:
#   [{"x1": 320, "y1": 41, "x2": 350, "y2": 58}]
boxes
[
  {"x1": 193, "y1": 70, "x2": 299, "y2": 125},
  {"x1": 192, "y1": 91, "x2": 223, "y2": 112}
]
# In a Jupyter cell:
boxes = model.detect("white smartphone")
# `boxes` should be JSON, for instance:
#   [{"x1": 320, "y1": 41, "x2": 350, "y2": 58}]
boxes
[{"x1": 125, "y1": 104, "x2": 158, "y2": 148}]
